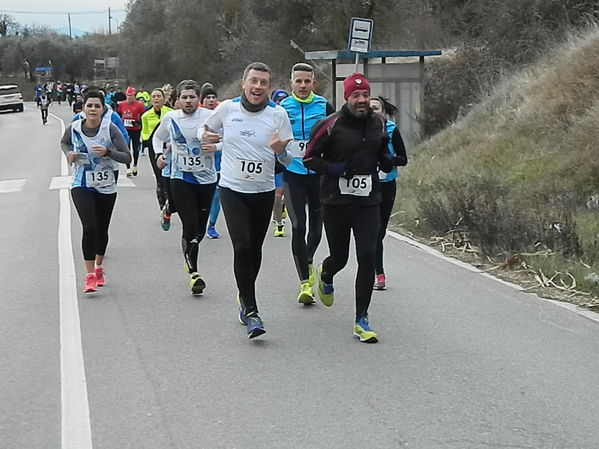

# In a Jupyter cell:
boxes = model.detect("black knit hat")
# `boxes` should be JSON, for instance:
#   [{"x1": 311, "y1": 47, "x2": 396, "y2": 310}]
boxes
[{"x1": 200, "y1": 83, "x2": 217, "y2": 102}]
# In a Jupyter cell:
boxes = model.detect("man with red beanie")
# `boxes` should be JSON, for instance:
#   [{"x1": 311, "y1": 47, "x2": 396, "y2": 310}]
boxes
[
  {"x1": 117, "y1": 86, "x2": 146, "y2": 176},
  {"x1": 303, "y1": 72, "x2": 394, "y2": 343}
]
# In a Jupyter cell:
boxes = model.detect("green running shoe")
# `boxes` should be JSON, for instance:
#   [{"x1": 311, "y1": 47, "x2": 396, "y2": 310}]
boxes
[
  {"x1": 297, "y1": 281, "x2": 315, "y2": 305},
  {"x1": 308, "y1": 263, "x2": 315, "y2": 287},
  {"x1": 189, "y1": 272, "x2": 206, "y2": 295},
  {"x1": 316, "y1": 264, "x2": 334, "y2": 307},
  {"x1": 353, "y1": 316, "x2": 379, "y2": 343}
]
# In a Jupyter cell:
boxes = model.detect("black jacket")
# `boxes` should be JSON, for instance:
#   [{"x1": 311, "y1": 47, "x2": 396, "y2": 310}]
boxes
[{"x1": 303, "y1": 104, "x2": 392, "y2": 205}]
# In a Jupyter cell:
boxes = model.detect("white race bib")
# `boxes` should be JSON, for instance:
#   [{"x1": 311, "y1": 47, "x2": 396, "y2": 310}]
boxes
[
  {"x1": 85, "y1": 169, "x2": 115, "y2": 188},
  {"x1": 338, "y1": 175, "x2": 372, "y2": 196},
  {"x1": 124, "y1": 119, "x2": 134, "y2": 127},
  {"x1": 287, "y1": 140, "x2": 309, "y2": 158},
  {"x1": 177, "y1": 154, "x2": 208, "y2": 172},
  {"x1": 233, "y1": 158, "x2": 266, "y2": 182}
]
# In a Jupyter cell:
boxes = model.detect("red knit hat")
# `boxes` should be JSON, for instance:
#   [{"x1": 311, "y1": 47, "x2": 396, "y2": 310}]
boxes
[
  {"x1": 125, "y1": 86, "x2": 136, "y2": 95},
  {"x1": 343, "y1": 73, "x2": 370, "y2": 100}
]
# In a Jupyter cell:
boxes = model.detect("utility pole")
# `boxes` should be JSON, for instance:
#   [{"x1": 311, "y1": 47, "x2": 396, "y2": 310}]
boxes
[
  {"x1": 108, "y1": 7, "x2": 111, "y2": 34},
  {"x1": 68, "y1": 13, "x2": 72, "y2": 39}
]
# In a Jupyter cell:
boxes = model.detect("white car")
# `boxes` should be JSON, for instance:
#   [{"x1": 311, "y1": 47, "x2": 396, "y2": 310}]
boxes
[{"x1": 0, "y1": 84, "x2": 24, "y2": 112}]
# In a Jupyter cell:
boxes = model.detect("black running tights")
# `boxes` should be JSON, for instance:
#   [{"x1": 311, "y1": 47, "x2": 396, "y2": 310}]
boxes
[
  {"x1": 126, "y1": 129, "x2": 141, "y2": 168},
  {"x1": 148, "y1": 143, "x2": 168, "y2": 209},
  {"x1": 170, "y1": 179, "x2": 216, "y2": 273},
  {"x1": 71, "y1": 188, "x2": 117, "y2": 261},
  {"x1": 283, "y1": 171, "x2": 323, "y2": 281},
  {"x1": 321, "y1": 203, "x2": 380, "y2": 320},
  {"x1": 219, "y1": 187, "x2": 274, "y2": 314},
  {"x1": 375, "y1": 180, "x2": 397, "y2": 275}
]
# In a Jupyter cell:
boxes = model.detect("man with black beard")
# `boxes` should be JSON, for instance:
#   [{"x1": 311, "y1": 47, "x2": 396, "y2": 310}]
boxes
[{"x1": 303, "y1": 72, "x2": 393, "y2": 344}]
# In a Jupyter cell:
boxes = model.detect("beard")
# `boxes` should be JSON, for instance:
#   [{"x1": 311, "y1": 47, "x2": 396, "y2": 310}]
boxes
[{"x1": 347, "y1": 102, "x2": 369, "y2": 118}]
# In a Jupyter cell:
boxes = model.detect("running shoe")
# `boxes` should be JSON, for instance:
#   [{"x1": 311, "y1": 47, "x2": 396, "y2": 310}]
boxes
[
  {"x1": 83, "y1": 272, "x2": 97, "y2": 293},
  {"x1": 126, "y1": 168, "x2": 133, "y2": 177},
  {"x1": 273, "y1": 223, "x2": 285, "y2": 237},
  {"x1": 206, "y1": 226, "x2": 220, "y2": 239},
  {"x1": 189, "y1": 272, "x2": 206, "y2": 295},
  {"x1": 316, "y1": 264, "x2": 334, "y2": 306},
  {"x1": 132, "y1": 166, "x2": 138, "y2": 176},
  {"x1": 236, "y1": 294, "x2": 249, "y2": 325},
  {"x1": 353, "y1": 316, "x2": 379, "y2": 343},
  {"x1": 374, "y1": 273, "x2": 386, "y2": 291},
  {"x1": 246, "y1": 312, "x2": 266, "y2": 339},
  {"x1": 308, "y1": 263, "x2": 315, "y2": 287},
  {"x1": 161, "y1": 206, "x2": 171, "y2": 231},
  {"x1": 95, "y1": 267, "x2": 105, "y2": 287},
  {"x1": 297, "y1": 281, "x2": 315, "y2": 305}
]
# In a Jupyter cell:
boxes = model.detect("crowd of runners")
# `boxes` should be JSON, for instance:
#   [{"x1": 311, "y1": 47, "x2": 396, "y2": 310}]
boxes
[{"x1": 59, "y1": 61, "x2": 408, "y2": 343}]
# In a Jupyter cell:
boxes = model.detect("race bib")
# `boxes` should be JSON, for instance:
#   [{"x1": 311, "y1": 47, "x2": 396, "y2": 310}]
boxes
[
  {"x1": 85, "y1": 169, "x2": 115, "y2": 188},
  {"x1": 177, "y1": 154, "x2": 208, "y2": 172},
  {"x1": 124, "y1": 119, "x2": 134, "y2": 127},
  {"x1": 233, "y1": 158, "x2": 265, "y2": 182},
  {"x1": 339, "y1": 175, "x2": 372, "y2": 196},
  {"x1": 287, "y1": 140, "x2": 309, "y2": 158}
]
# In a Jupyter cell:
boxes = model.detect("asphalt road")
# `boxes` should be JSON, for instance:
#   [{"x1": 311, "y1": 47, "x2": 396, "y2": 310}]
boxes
[{"x1": 2, "y1": 102, "x2": 599, "y2": 449}]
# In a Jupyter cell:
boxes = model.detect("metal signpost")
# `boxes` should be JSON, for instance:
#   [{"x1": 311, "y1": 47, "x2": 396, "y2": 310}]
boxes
[{"x1": 348, "y1": 18, "x2": 373, "y2": 71}]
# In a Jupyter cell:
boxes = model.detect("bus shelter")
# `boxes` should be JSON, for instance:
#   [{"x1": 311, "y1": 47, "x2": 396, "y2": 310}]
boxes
[{"x1": 303, "y1": 50, "x2": 441, "y2": 149}]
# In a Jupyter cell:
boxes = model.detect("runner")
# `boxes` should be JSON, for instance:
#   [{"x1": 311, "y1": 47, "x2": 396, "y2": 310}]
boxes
[
  {"x1": 202, "y1": 62, "x2": 293, "y2": 339},
  {"x1": 200, "y1": 83, "x2": 223, "y2": 239},
  {"x1": 141, "y1": 88, "x2": 173, "y2": 215},
  {"x1": 117, "y1": 86, "x2": 146, "y2": 177},
  {"x1": 279, "y1": 63, "x2": 335, "y2": 304},
  {"x1": 60, "y1": 90, "x2": 131, "y2": 293},
  {"x1": 39, "y1": 92, "x2": 51, "y2": 125},
  {"x1": 153, "y1": 80, "x2": 217, "y2": 295},
  {"x1": 270, "y1": 89, "x2": 290, "y2": 237},
  {"x1": 303, "y1": 73, "x2": 394, "y2": 343},
  {"x1": 370, "y1": 96, "x2": 408, "y2": 291}
]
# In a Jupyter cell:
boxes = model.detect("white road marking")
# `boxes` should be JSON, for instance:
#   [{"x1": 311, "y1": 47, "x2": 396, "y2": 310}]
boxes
[
  {"x1": 52, "y1": 112, "x2": 93, "y2": 449},
  {"x1": 0, "y1": 178, "x2": 26, "y2": 193},
  {"x1": 387, "y1": 230, "x2": 599, "y2": 324}
]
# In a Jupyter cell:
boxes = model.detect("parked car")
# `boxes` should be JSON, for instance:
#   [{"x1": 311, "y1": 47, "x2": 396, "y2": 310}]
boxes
[{"x1": 0, "y1": 84, "x2": 24, "y2": 112}]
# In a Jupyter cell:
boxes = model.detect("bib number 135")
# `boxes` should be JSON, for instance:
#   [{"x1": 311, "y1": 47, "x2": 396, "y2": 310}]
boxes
[{"x1": 85, "y1": 169, "x2": 114, "y2": 188}]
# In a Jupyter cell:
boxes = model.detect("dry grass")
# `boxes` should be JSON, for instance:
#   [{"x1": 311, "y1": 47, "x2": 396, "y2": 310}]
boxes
[{"x1": 395, "y1": 27, "x2": 599, "y2": 302}]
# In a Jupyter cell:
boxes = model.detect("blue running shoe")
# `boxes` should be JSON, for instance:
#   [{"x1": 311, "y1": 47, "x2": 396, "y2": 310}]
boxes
[
  {"x1": 237, "y1": 294, "x2": 248, "y2": 325},
  {"x1": 353, "y1": 315, "x2": 379, "y2": 343},
  {"x1": 206, "y1": 226, "x2": 220, "y2": 239},
  {"x1": 246, "y1": 312, "x2": 266, "y2": 339}
]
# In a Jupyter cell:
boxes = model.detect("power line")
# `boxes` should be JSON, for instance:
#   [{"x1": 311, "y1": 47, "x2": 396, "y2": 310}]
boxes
[{"x1": 0, "y1": 9, "x2": 125, "y2": 15}]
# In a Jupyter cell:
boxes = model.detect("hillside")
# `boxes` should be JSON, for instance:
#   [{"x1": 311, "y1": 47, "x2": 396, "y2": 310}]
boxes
[{"x1": 394, "y1": 27, "x2": 599, "y2": 303}]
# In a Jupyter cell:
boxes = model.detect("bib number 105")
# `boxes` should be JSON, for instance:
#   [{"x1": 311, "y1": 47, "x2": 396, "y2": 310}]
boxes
[
  {"x1": 234, "y1": 159, "x2": 265, "y2": 181},
  {"x1": 338, "y1": 175, "x2": 372, "y2": 196}
]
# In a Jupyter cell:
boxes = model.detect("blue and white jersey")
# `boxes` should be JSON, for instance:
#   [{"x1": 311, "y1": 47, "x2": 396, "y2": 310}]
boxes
[
  {"x1": 155, "y1": 108, "x2": 216, "y2": 185},
  {"x1": 71, "y1": 118, "x2": 116, "y2": 194},
  {"x1": 203, "y1": 97, "x2": 293, "y2": 193},
  {"x1": 279, "y1": 94, "x2": 328, "y2": 175},
  {"x1": 380, "y1": 120, "x2": 399, "y2": 183}
]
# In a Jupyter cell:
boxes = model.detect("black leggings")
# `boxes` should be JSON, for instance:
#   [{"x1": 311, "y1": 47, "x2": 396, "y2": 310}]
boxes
[
  {"x1": 283, "y1": 171, "x2": 323, "y2": 281},
  {"x1": 219, "y1": 187, "x2": 274, "y2": 314},
  {"x1": 126, "y1": 129, "x2": 141, "y2": 168},
  {"x1": 71, "y1": 188, "x2": 117, "y2": 261},
  {"x1": 375, "y1": 180, "x2": 397, "y2": 275},
  {"x1": 40, "y1": 108, "x2": 48, "y2": 122},
  {"x1": 321, "y1": 203, "x2": 380, "y2": 320},
  {"x1": 148, "y1": 143, "x2": 168, "y2": 209},
  {"x1": 170, "y1": 179, "x2": 216, "y2": 273}
]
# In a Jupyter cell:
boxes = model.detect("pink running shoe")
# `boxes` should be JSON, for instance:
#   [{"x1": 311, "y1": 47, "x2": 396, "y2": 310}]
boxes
[
  {"x1": 84, "y1": 273, "x2": 97, "y2": 293},
  {"x1": 95, "y1": 267, "x2": 105, "y2": 287},
  {"x1": 373, "y1": 273, "x2": 386, "y2": 291}
]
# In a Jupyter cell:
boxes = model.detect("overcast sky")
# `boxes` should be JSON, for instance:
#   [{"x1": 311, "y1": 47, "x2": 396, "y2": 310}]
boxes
[{"x1": 1, "y1": 0, "x2": 128, "y2": 34}]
